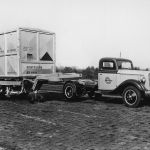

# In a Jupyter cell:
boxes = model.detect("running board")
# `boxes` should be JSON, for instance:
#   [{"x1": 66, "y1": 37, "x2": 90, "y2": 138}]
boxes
[
  {"x1": 102, "y1": 94, "x2": 122, "y2": 99},
  {"x1": 38, "y1": 90, "x2": 63, "y2": 94}
]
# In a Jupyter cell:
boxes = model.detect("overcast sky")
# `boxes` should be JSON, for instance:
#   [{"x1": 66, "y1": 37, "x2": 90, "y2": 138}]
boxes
[{"x1": 0, "y1": 0, "x2": 150, "y2": 68}]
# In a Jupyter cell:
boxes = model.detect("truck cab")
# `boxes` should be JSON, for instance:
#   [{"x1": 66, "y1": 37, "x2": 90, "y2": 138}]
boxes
[{"x1": 97, "y1": 57, "x2": 150, "y2": 107}]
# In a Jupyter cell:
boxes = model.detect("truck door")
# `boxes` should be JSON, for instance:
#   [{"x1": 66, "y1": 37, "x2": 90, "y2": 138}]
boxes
[{"x1": 98, "y1": 59, "x2": 117, "y2": 90}]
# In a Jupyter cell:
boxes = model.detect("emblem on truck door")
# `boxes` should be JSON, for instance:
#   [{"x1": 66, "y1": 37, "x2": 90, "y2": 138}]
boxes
[{"x1": 105, "y1": 77, "x2": 112, "y2": 84}]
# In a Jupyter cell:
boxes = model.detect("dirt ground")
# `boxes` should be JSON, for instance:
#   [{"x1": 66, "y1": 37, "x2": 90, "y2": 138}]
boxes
[{"x1": 0, "y1": 95, "x2": 150, "y2": 150}]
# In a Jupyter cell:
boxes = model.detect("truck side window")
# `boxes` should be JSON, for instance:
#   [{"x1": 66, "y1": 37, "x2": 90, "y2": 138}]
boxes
[{"x1": 101, "y1": 61, "x2": 116, "y2": 70}]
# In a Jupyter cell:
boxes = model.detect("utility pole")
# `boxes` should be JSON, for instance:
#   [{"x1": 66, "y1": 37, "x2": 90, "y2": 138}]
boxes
[{"x1": 120, "y1": 52, "x2": 121, "y2": 58}]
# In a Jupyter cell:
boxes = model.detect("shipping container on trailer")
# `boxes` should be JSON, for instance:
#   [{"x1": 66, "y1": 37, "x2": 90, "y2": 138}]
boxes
[
  {"x1": 0, "y1": 27, "x2": 56, "y2": 98},
  {"x1": 0, "y1": 27, "x2": 56, "y2": 77}
]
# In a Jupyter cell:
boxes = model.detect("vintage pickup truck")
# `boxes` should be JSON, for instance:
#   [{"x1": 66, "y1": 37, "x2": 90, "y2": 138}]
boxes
[{"x1": 29, "y1": 57, "x2": 150, "y2": 108}]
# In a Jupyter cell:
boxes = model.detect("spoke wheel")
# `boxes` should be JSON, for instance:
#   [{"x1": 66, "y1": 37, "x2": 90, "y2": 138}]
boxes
[
  {"x1": 123, "y1": 86, "x2": 141, "y2": 108},
  {"x1": 64, "y1": 83, "x2": 76, "y2": 100},
  {"x1": 125, "y1": 90, "x2": 137, "y2": 105},
  {"x1": 65, "y1": 86, "x2": 73, "y2": 98}
]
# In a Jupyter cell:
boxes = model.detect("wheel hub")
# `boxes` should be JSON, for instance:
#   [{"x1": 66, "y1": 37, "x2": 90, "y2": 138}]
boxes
[
  {"x1": 125, "y1": 89, "x2": 137, "y2": 105},
  {"x1": 65, "y1": 86, "x2": 73, "y2": 98}
]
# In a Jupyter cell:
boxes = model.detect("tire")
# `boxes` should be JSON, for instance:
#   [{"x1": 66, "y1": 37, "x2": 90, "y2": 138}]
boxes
[
  {"x1": 122, "y1": 86, "x2": 141, "y2": 108},
  {"x1": 64, "y1": 83, "x2": 77, "y2": 100}
]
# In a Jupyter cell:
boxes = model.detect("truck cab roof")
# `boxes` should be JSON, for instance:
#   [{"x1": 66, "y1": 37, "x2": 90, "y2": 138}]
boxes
[
  {"x1": 99, "y1": 57, "x2": 133, "y2": 71},
  {"x1": 100, "y1": 57, "x2": 132, "y2": 62}
]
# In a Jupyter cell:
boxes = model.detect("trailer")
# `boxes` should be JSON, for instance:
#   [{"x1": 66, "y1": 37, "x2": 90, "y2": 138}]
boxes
[
  {"x1": 0, "y1": 27, "x2": 56, "y2": 97},
  {"x1": 0, "y1": 27, "x2": 97, "y2": 100},
  {"x1": 29, "y1": 73, "x2": 97, "y2": 102}
]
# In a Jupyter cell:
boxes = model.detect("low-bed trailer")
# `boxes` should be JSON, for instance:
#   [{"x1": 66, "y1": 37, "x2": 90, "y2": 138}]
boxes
[
  {"x1": 0, "y1": 27, "x2": 96, "y2": 100},
  {"x1": 29, "y1": 73, "x2": 97, "y2": 102}
]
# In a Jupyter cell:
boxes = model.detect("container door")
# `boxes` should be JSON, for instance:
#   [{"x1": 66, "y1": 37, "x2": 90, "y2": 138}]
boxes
[
  {"x1": 39, "y1": 33, "x2": 54, "y2": 62},
  {"x1": 0, "y1": 34, "x2": 5, "y2": 75},
  {"x1": 5, "y1": 31, "x2": 19, "y2": 76},
  {"x1": 0, "y1": 34, "x2": 5, "y2": 55},
  {"x1": 20, "y1": 30, "x2": 37, "y2": 61},
  {"x1": 7, "y1": 55, "x2": 19, "y2": 75},
  {"x1": 0, "y1": 56, "x2": 5, "y2": 75},
  {"x1": 5, "y1": 32, "x2": 17, "y2": 54}
]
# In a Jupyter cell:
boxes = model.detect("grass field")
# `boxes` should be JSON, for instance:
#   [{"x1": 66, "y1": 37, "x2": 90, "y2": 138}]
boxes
[{"x1": 0, "y1": 96, "x2": 149, "y2": 150}]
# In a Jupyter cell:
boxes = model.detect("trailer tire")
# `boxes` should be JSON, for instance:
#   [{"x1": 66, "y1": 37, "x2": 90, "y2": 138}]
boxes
[{"x1": 64, "y1": 83, "x2": 77, "y2": 100}]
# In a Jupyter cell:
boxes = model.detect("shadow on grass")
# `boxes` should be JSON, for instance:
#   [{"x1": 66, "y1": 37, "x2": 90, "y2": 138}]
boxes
[
  {"x1": 3, "y1": 93, "x2": 150, "y2": 108},
  {"x1": 94, "y1": 97, "x2": 150, "y2": 108},
  {"x1": 141, "y1": 98, "x2": 150, "y2": 107}
]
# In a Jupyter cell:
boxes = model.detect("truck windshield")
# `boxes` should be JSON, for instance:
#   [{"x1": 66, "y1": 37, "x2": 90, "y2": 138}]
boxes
[{"x1": 117, "y1": 60, "x2": 133, "y2": 70}]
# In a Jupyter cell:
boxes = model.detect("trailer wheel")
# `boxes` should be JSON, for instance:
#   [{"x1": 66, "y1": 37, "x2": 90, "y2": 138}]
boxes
[
  {"x1": 64, "y1": 83, "x2": 77, "y2": 100},
  {"x1": 122, "y1": 86, "x2": 141, "y2": 108}
]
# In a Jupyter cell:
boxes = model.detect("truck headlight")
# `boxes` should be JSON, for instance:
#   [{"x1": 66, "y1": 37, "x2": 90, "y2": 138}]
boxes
[{"x1": 140, "y1": 76, "x2": 146, "y2": 84}]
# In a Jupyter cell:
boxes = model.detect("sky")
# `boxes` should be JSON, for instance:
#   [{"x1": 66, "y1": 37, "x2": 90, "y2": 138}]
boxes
[{"x1": 0, "y1": 0, "x2": 150, "y2": 68}]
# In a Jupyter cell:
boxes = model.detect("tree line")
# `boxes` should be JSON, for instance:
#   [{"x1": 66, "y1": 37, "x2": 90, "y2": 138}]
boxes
[
  {"x1": 56, "y1": 66, "x2": 98, "y2": 79},
  {"x1": 56, "y1": 66, "x2": 150, "y2": 80}
]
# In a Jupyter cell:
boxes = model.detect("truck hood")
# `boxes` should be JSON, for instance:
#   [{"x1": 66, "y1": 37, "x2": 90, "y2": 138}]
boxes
[
  {"x1": 118, "y1": 69, "x2": 150, "y2": 91},
  {"x1": 118, "y1": 70, "x2": 150, "y2": 76}
]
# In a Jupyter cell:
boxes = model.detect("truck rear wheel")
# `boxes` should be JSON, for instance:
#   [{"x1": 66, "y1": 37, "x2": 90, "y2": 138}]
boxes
[
  {"x1": 122, "y1": 86, "x2": 141, "y2": 108},
  {"x1": 64, "y1": 83, "x2": 77, "y2": 100}
]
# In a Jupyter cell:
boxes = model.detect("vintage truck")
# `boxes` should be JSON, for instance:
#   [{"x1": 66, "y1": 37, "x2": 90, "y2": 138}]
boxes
[
  {"x1": 96, "y1": 57, "x2": 150, "y2": 107},
  {"x1": 30, "y1": 57, "x2": 150, "y2": 108},
  {"x1": 0, "y1": 28, "x2": 149, "y2": 108}
]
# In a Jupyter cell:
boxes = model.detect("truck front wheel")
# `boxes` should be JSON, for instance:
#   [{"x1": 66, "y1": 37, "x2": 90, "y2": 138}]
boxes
[
  {"x1": 122, "y1": 86, "x2": 141, "y2": 108},
  {"x1": 64, "y1": 83, "x2": 77, "y2": 100}
]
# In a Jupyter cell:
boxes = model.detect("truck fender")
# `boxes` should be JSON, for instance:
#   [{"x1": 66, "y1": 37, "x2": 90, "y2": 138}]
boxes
[
  {"x1": 63, "y1": 81, "x2": 77, "y2": 92},
  {"x1": 114, "y1": 79, "x2": 146, "y2": 95},
  {"x1": 63, "y1": 80, "x2": 84, "y2": 91}
]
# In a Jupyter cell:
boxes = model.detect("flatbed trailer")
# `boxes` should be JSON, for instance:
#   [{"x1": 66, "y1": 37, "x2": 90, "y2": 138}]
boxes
[{"x1": 28, "y1": 73, "x2": 97, "y2": 102}]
